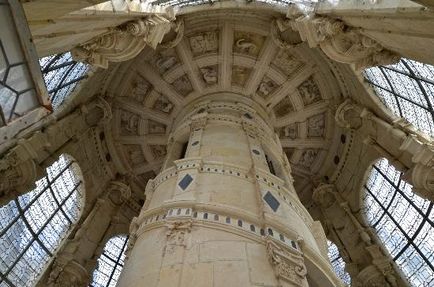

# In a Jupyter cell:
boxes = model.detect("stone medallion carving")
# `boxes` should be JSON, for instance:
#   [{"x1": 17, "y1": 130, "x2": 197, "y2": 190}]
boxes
[
  {"x1": 232, "y1": 66, "x2": 251, "y2": 87},
  {"x1": 172, "y1": 75, "x2": 193, "y2": 97},
  {"x1": 124, "y1": 145, "x2": 147, "y2": 167},
  {"x1": 152, "y1": 48, "x2": 179, "y2": 74},
  {"x1": 150, "y1": 145, "x2": 167, "y2": 158},
  {"x1": 200, "y1": 65, "x2": 218, "y2": 85},
  {"x1": 233, "y1": 31, "x2": 265, "y2": 57},
  {"x1": 148, "y1": 120, "x2": 166, "y2": 134},
  {"x1": 189, "y1": 31, "x2": 219, "y2": 57},
  {"x1": 298, "y1": 77, "x2": 321, "y2": 106},
  {"x1": 273, "y1": 96, "x2": 295, "y2": 118},
  {"x1": 279, "y1": 123, "x2": 298, "y2": 139},
  {"x1": 307, "y1": 113, "x2": 325, "y2": 138},
  {"x1": 131, "y1": 75, "x2": 151, "y2": 105},
  {"x1": 298, "y1": 149, "x2": 318, "y2": 168},
  {"x1": 256, "y1": 76, "x2": 278, "y2": 99},
  {"x1": 153, "y1": 95, "x2": 174, "y2": 114},
  {"x1": 272, "y1": 50, "x2": 304, "y2": 76},
  {"x1": 119, "y1": 109, "x2": 140, "y2": 136}
]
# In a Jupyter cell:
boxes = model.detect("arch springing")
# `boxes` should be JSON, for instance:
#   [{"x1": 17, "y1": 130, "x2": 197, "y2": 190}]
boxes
[
  {"x1": 363, "y1": 158, "x2": 434, "y2": 286},
  {"x1": 90, "y1": 235, "x2": 129, "y2": 287},
  {"x1": 327, "y1": 240, "x2": 351, "y2": 286},
  {"x1": 364, "y1": 58, "x2": 434, "y2": 137},
  {"x1": 0, "y1": 154, "x2": 84, "y2": 287},
  {"x1": 39, "y1": 52, "x2": 89, "y2": 109}
]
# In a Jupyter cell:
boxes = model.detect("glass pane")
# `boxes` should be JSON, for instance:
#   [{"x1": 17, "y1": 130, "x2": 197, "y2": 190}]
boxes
[
  {"x1": 327, "y1": 240, "x2": 351, "y2": 285},
  {"x1": 39, "y1": 52, "x2": 89, "y2": 110},
  {"x1": 364, "y1": 59, "x2": 434, "y2": 137},
  {"x1": 90, "y1": 235, "x2": 129, "y2": 287},
  {"x1": 363, "y1": 158, "x2": 434, "y2": 286},
  {"x1": 0, "y1": 154, "x2": 83, "y2": 286}
]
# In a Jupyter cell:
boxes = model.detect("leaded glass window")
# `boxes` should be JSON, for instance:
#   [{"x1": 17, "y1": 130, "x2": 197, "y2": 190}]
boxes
[
  {"x1": 363, "y1": 158, "x2": 434, "y2": 286},
  {"x1": 90, "y1": 235, "x2": 129, "y2": 287},
  {"x1": 327, "y1": 240, "x2": 351, "y2": 286},
  {"x1": 0, "y1": 154, "x2": 84, "y2": 287},
  {"x1": 147, "y1": 0, "x2": 314, "y2": 9},
  {"x1": 364, "y1": 58, "x2": 434, "y2": 137},
  {"x1": 39, "y1": 52, "x2": 89, "y2": 109}
]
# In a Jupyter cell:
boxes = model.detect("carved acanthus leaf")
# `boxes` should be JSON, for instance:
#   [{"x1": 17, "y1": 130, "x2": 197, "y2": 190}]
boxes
[
  {"x1": 288, "y1": 15, "x2": 400, "y2": 69},
  {"x1": 72, "y1": 15, "x2": 175, "y2": 69},
  {"x1": 266, "y1": 239, "x2": 308, "y2": 287}
]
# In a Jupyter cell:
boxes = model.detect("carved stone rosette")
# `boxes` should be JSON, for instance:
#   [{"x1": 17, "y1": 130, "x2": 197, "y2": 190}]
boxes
[
  {"x1": 266, "y1": 239, "x2": 308, "y2": 287},
  {"x1": 72, "y1": 16, "x2": 176, "y2": 69}
]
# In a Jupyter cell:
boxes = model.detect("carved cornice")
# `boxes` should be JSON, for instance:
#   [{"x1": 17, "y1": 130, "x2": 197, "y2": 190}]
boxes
[
  {"x1": 72, "y1": 16, "x2": 178, "y2": 69},
  {"x1": 287, "y1": 14, "x2": 400, "y2": 69}
]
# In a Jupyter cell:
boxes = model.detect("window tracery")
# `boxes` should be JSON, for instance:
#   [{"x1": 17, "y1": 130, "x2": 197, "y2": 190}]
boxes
[
  {"x1": 90, "y1": 235, "x2": 129, "y2": 287},
  {"x1": 364, "y1": 58, "x2": 434, "y2": 137},
  {"x1": 327, "y1": 240, "x2": 351, "y2": 286},
  {"x1": 0, "y1": 154, "x2": 84, "y2": 287},
  {"x1": 363, "y1": 158, "x2": 434, "y2": 286},
  {"x1": 39, "y1": 52, "x2": 89, "y2": 109}
]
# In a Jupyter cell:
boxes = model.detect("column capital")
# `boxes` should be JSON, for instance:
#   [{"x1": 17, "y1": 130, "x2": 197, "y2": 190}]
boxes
[{"x1": 107, "y1": 179, "x2": 131, "y2": 206}]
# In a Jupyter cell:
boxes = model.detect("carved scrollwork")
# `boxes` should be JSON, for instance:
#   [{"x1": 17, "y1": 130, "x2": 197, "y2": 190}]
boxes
[
  {"x1": 165, "y1": 219, "x2": 192, "y2": 253},
  {"x1": 160, "y1": 20, "x2": 185, "y2": 49},
  {"x1": 72, "y1": 15, "x2": 174, "y2": 69},
  {"x1": 266, "y1": 239, "x2": 308, "y2": 287},
  {"x1": 288, "y1": 14, "x2": 400, "y2": 69}
]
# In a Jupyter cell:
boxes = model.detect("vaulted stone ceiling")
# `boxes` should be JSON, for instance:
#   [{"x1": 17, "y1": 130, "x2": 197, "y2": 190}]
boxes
[{"x1": 93, "y1": 8, "x2": 351, "y2": 203}]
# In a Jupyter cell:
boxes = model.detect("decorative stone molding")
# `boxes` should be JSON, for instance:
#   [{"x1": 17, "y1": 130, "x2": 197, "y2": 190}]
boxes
[
  {"x1": 270, "y1": 19, "x2": 303, "y2": 50},
  {"x1": 165, "y1": 219, "x2": 192, "y2": 253},
  {"x1": 159, "y1": 20, "x2": 184, "y2": 49},
  {"x1": 266, "y1": 239, "x2": 308, "y2": 287},
  {"x1": 47, "y1": 259, "x2": 90, "y2": 287},
  {"x1": 365, "y1": 245, "x2": 398, "y2": 287},
  {"x1": 312, "y1": 183, "x2": 337, "y2": 209},
  {"x1": 107, "y1": 179, "x2": 132, "y2": 205},
  {"x1": 72, "y1": 15, "x2": 176, "y2": 69},
  {"x1": 355, "y1": 264, "x2": 397, "y2": 287},
  {"x1": 288, "y1": 14, "x2": 400, "y2": 69},
  {"x1": 335, "y1": 99, "x2": 363, "y2": 129}
]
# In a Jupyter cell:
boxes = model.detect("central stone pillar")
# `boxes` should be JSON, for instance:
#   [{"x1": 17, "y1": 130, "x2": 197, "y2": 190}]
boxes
[{"x1": 117, "y1": 96, "x2": 341, "y2": 287}]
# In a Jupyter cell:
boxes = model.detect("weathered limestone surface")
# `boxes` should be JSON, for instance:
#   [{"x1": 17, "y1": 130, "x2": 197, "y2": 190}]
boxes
[{"x1": 117, "y1": 98, "x2": 342, "y2": 287}]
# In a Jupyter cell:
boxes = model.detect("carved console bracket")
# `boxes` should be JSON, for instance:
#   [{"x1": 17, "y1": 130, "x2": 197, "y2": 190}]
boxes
[
  {"x1": 266, "y1": 239, "x2": 308, "y2": 287},
  {"x1": 72, "y1": 15, "x2": 180, "y2": 69},
  {"x1": 286, "y1": 12, "x2": 400, "y2": 69}
]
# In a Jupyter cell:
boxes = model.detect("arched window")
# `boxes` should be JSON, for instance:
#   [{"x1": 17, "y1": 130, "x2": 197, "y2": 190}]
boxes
[
  {"x1": 90, "y1": 235, "x2": 129, "y2": 287},
  {"x1": 327, "y1": 240, "x2": 351, "y2": 286},
  {"x1": 364, "y1": 58, "x2": 434, "y2": 137},
  {"x1": 363, "y1": 158, "x2": 434, "y2": 286},
  {"x1": 0, "y1": 154, "x2": 84, "y2": 286},
  {"x1": 39, "y1": 52, "x2": 89, "y2": 109}
]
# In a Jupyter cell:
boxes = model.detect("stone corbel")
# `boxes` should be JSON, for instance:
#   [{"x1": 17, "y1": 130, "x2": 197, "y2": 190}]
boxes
[
  {"x1": 266, "y1": 239, "x2": 308, "y2": 287},
  {"x1": 72, "y1": 15, "x2": 176, "y2": 69},
  {"x1": 270, "y1": 19, "x2": 303, "y2": 50},
  {"x1": 288, "y1": 14, "x2": 400, "y2": 69}
]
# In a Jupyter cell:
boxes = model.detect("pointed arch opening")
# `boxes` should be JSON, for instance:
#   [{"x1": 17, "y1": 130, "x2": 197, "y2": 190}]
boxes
[
  {"x1": 90, "y1": 234, "x2": 129, "y2": 287},
  {"x1": 362, "y1": 158, "x2": 434, "y2": 286},
  {"x1": 0, "y1": 154, "x2": 84, "y2": 286}
]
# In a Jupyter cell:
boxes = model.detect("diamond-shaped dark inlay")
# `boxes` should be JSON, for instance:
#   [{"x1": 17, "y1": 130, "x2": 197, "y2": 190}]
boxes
[
  {"x1": 178, "y1": 174, "x2": 193, "y2": 190},
  {"x1": 263, "y1": 191, "x2": 280, "y2": 212}
]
